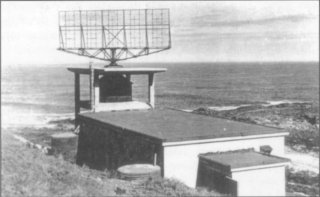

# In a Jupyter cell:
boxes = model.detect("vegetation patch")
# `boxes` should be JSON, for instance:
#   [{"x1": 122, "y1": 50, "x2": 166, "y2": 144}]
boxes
[
  {"x1": 287, "y1": 168, "x2": 319, "y2": 196},
  {"x1": 286, "y1": 127, "x2": 319, "y2": 152},
  {"x1": 12, "y1": 127, "x2": 71, "y2": 148},
  {"x1": 132, "y1": 177, "x2": 225, "y2": 197}
]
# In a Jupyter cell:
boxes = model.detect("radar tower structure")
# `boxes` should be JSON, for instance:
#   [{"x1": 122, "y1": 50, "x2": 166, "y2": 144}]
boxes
[{"x1": 58, "y1": 9, "x2": 171, "y2": 67}]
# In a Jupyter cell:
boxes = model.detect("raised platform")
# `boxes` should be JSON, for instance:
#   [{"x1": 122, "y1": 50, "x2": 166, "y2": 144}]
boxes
[
  {"x1": 67, "y1": 67, "x2": 167, "y2": 75},
  {"x1": 80, "y1": 101, "x2": 151, "y2": 112},
  {"x1": 68, "y1": 66, "x2": 166, "y2": 116},
  {"x1": 79, "y1": 108, "x2": 288, "y2": 143}
]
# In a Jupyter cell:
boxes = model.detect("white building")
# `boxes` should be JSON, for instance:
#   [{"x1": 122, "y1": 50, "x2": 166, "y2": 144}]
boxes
[
  {"x1": 69, "y1": 66, "x2": 290, "y2": 196},
  {"x1": 77, "y1": 108, "x2": 289, "y2": 192},
  {"x1": 198, "y1": 149, "x2": 290, "y2": 196}
]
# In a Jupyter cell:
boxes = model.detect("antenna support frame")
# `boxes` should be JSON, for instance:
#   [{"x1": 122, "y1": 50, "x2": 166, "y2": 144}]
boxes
[{"x1": 58, "y1": 9, "x2": 171, "y2": 65}]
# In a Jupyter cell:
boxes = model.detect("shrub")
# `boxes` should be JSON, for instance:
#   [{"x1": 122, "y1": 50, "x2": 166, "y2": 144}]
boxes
[
  {"x1": 131, "y1": 177, "x2": 224, "y2": 197},
  {"x1": 286, "y1": 127, "x2": 319, "y2": 151},
  {"x1": 287, "y1": 168, "x2": 319, "y2": 196}
]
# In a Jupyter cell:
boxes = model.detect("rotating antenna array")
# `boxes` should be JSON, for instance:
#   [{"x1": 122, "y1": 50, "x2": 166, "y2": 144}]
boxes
[{"x1": 58, "y1": 9, "x2": 171, "y2": 67}]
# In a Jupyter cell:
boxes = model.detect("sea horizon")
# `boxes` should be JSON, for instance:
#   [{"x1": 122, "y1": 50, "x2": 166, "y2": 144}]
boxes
[
  {"x1": 2, "y1": 61, "x2": 319, "y2": 127},
  {"x1": 2, "y1": 61, "x2": 319, "y2": 68}
]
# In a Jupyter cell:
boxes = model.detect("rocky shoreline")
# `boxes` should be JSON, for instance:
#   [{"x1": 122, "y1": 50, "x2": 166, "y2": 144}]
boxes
[{"x1": 193, "y1": 101, "x2": 319, "y2": 153}]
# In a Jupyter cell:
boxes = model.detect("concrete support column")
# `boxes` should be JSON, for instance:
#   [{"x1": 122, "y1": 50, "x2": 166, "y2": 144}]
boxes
[
  {"x1": 93, "y1": 72, "x2": 100, "y2": 112},
  {"x1": 90, "y1": 64, "x2": 94, "y2": 111},
  {"x1": 148, "y1": 73, "x2": 155, "y2": 108},
  {"x1": 74, "y1": 73, "x2": 80, "y2": 128}
]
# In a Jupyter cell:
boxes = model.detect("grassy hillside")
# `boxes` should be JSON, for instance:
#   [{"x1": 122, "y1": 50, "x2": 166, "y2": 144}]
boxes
[{"x1": 2, "y1": 128, "x2": 222, "y2": 197}]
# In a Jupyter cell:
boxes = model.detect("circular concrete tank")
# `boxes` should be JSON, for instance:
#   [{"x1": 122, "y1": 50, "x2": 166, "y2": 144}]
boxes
[{"x1": 117, "y1": 164, "x2": 161, "y2": 180}]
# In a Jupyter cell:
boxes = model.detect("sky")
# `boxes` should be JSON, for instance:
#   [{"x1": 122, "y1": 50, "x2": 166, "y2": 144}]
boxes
[{"x1": 1, "y1": 1, "x2": 319, "y2": 66}]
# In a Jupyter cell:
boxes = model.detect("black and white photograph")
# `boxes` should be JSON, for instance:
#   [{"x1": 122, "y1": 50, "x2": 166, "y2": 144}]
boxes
[{"x1": 1, "y1": 1, "x2": 319, "y2": 196}]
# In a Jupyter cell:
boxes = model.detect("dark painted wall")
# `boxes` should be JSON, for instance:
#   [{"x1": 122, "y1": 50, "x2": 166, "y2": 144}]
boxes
[
  {"x1": 76, "y1": 117, "x2": 163, "y2": 171},
  {"x1": 197, "y1": 160, "x2": 238, "y2": 196}
]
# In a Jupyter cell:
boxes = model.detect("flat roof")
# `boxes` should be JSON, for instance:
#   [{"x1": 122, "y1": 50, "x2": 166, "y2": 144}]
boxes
[
  {"x1": 68, "y1": 67, "x2": 167, "y2": 75},
  {"x1": 79, "y1": 109, "x2": 287, "y2": 143},
  {"x1": 199, "y1": 149, "x2": 290, "y2": 170}
]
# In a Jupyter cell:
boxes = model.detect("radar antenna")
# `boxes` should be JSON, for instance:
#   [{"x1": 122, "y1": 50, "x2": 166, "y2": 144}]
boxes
[{"x1": 58, "y1": 9, "x2": 171, "y2": 67}]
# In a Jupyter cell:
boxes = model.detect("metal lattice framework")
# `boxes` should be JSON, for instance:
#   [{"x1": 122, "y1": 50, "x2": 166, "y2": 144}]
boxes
[{"x1": 58, "y1": 9, "x2": 171, "y2": 66}]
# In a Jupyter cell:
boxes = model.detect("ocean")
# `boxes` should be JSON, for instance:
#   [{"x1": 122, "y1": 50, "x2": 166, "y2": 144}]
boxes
[{"x1": 2, "y1": 62, "x2": 319, "y2": 126}]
